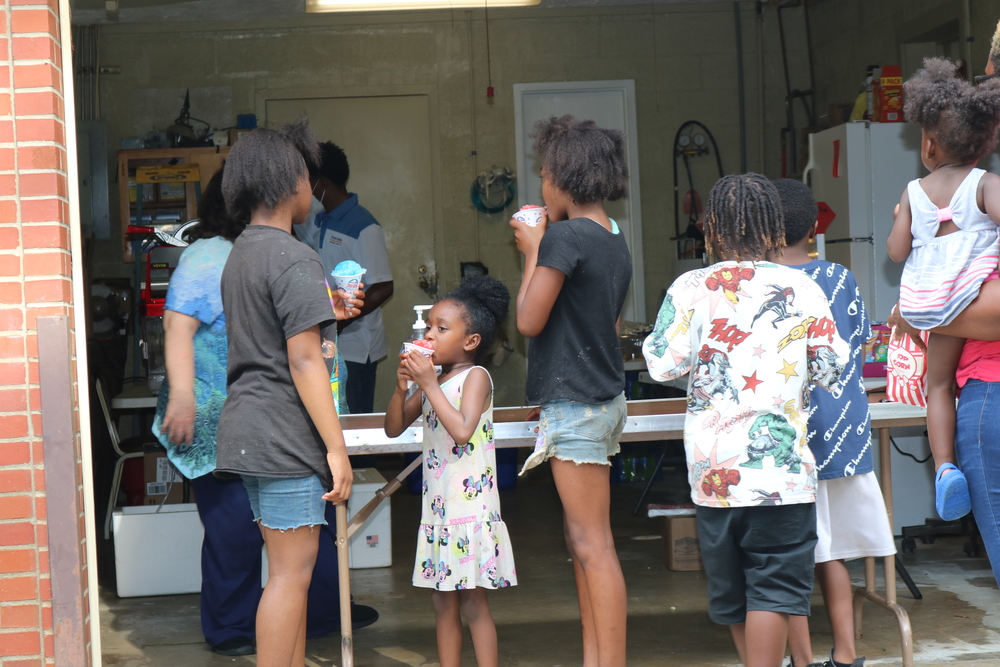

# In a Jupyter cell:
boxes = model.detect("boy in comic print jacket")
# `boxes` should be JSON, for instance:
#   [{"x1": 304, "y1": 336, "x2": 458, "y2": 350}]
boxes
[
  {"x1": 643, "y1": 259, "x2": 848, "y2": 508},
  {"x1": 642, "y1": 174, "x2": 850, "y2": 667}
]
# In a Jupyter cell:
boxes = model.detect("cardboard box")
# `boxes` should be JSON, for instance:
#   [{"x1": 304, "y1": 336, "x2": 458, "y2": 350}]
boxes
[
  {"x1": 143, "y1": 443, "x2": 191, "y2": 505},
  {"x1": 873, "y1": 65, "x2": 904, "y2": 123},
  {"x1": 661, "y1": 516, "x2": 703, "y2": 571}
]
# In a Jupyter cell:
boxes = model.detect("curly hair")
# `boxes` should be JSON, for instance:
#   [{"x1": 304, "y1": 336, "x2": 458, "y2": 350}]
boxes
[
  {"x1": 441, "y1": 275, "x2": 510, "y2": 364},
  {"x1": 532, "y1": 115, "x2": 628, "y2": 204},
  {"x1": 904, "y1": 57, "x2": 1000, "y2": 163},
  {"x1": 772, "y1": 178, "x2": 817, "y2": 246},
  {"x1": 222, "y1": 124, "x2": 317, "y2": 220},
  {"x1": 704, "y1": 173, "x2": 785, "y2": 262},
  {"x1": 991, "y1": 20, "x2": 1000, "y2": 75},
  {"x1": 184, "y1": 165, "x2": 248, "y2": 242},
  {"x1": 318, "y1": 141, "x2": 350, "y2": 188}
]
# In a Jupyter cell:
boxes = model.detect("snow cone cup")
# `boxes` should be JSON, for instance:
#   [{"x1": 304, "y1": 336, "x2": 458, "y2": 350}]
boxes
[
  {"x1": 333, "y1": 273, "x2": 363, "y2": 297},
  {"x1": 403, "y1": 341, "x2": 435, "y2": 360},
  {"x1": 402, "y1": 340, "x2": 434, "y2": 391},
  {"x1": 514, "y1": 205, "x2": 545, "y2": 227}
]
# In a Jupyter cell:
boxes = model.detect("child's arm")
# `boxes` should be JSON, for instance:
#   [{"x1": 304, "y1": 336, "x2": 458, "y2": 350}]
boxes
[
  {"x1": 384, "y1": 355, "x2": 423, "y2": 438},
  {"x1": 160, "y1": 310, "x2": 200, "y2": 447},
  {"x1": 886, "y1": 189, "x2": 913, "y2": 262},
  {"x1": 287, "y1": 325, "x2": 353, "y2": 503},
  {"x1": 407, "y1": 353, "x2": 490, "y2": 444},
  {"x1": 978, "y1": 171, "x2": 1000, "y2": 223},
  {"x1": 511, "y1": 213, "x2": 566, "y2": 338}
]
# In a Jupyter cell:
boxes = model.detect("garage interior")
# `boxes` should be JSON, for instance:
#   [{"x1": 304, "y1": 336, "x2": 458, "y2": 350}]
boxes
[{"x1": 71, "y1": 0, "x2": 1000, "y2": 665}]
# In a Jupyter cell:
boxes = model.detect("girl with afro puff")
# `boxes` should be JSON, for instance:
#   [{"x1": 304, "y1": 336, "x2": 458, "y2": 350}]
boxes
[{"x1": 887, "y1": 57, "x2": 1000, "y2": 524}]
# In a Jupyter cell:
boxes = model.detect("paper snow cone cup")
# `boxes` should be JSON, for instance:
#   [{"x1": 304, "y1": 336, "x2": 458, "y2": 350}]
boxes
[
  {"x1": 333, "y1": 273, "x2": 363, "y2": 297},
  {"x1": 403, "y1": 342, "x2": 434, "y2": 359},
  {"x1": 514, "y1": 205, "x2": 545, "y2": 227}
]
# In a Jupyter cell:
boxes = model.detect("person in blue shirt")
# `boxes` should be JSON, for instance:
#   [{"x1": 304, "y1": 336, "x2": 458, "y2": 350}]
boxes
[
  {"x1": 768, "y1": 179, "x2": 895, "y2": 667},
  {"x1": 295, "y1": 142, "x2": 394, "y2": 415},
  {"x1": 153, "y1": 164, "x2": 377, "y2": 657}
]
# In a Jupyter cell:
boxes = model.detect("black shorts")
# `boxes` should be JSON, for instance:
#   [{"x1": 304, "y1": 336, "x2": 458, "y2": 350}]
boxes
[{"x1": 696, "y1": 503, "x2": 817, "y2": 625}]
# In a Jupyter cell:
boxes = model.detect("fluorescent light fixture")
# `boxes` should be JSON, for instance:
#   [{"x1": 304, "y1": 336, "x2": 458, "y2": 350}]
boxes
[{"x1": 307, "y1": 0, "x2": 540, "y2": 12}]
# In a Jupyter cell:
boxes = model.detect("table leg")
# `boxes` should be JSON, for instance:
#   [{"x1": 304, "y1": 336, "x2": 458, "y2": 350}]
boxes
[
  {"x1": 336, "y1": 502, "x2": 353, "y2": 667},
  {"x1": 851, "y1": 426, "x2": 914, "y2": 667}
]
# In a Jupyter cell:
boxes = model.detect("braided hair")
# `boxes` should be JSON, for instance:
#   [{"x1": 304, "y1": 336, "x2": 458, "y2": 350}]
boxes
[
  {"x1": 441, "y1": 276, "x2": 510, "y2": 364},
  {"x1": 904, "y1": 57, "x2": 1000, "y2": 163},
  {"x1": 703, "y1": 173, "x2": 785, "y2": 262}
]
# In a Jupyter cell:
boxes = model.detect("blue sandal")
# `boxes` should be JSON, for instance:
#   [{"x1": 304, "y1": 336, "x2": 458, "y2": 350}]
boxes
[{"x1": 935, "y1": 462, "x2": 971, "y2": 521}]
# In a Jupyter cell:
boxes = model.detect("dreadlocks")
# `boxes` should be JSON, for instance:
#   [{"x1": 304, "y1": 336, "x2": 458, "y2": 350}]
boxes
[{"x1": 704, "y1": 173, "x2": 786, "y2": 262}]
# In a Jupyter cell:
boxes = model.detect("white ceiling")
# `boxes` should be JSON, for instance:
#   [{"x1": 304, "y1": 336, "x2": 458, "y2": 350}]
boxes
[{"x1": 70, "y1": 0, "x2": 729, "y2": 25}]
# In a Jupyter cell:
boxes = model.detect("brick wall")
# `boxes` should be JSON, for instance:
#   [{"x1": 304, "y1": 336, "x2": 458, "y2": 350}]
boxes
[{"x1": 0, "y1": 1, "x2": 90, "y2": 666}]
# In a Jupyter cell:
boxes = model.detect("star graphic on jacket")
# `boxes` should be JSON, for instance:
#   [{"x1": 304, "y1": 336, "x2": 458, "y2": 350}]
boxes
[
  {"x1": 786, "y1": 480, "x2": 798, "y2": 491},
  {"x1": 778, "y1": 360, "x2": 798, "y2": 382},
  {"x1": 752, "y1": 345, "x2": 765, "y2": 357},
  {"x1": 742, "y1": 371, "x2": 763, "y2": 393}
]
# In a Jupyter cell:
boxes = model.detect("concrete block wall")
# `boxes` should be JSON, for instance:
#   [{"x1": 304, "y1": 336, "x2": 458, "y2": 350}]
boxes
[{"x1": 0, "y1": 1, "x2": 90, "y2": 665}]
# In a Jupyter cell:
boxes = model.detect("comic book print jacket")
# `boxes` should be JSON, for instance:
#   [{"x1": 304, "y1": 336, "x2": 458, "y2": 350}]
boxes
[{"x1": 642, "y1": 261, "x2": 850, "y2": 509}]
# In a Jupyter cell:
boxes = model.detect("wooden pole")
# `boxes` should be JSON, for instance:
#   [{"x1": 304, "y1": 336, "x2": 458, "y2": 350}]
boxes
[{"x1": 337, "y1": 502, "x2": 353, "y2": 667}]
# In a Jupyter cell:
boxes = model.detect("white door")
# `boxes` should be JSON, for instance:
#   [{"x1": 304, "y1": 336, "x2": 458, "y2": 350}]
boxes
[
  {"x1": 513, "y1": 80, "x2": 645, "y2": 322},
  {"x1": 266, "y1": 95, "x2": 437, "y2": 411}
]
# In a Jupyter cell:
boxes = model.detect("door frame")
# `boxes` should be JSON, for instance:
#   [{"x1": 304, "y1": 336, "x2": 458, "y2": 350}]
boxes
[
  {"x1": 255, "y1": 85, "x2": 445, "y2": 270},
  {"x1": 513, "y1": 79, "x2": 645, "y2": 322}
]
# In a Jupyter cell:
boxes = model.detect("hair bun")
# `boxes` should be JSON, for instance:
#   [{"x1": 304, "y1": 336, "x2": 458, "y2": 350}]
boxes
[{"x1": 458, "y1": 275, "x2": 510, "y2": 326}]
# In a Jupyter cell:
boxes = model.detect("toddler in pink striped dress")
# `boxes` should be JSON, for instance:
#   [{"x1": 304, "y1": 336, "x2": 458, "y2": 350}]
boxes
[{"x1": 888, "y1": 57, "x2": 1000, "y2": 522}]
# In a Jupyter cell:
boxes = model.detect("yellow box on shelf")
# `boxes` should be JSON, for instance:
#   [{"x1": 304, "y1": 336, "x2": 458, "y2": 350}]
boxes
[{"x1": 136, "y1": 164, "x2": 201, "y2": 184}]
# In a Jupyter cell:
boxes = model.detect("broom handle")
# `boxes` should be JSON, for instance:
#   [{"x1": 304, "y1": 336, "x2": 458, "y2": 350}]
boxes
[{"x1": 336, "y1": 501, "x2": 353, "y2": 667}]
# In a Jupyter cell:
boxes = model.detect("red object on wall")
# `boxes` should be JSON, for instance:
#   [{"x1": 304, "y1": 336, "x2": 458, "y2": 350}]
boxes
[
  {"x1": 832, "y1": 140, "x2": 840, "y2": 178},
  {"x1": 816, "y1": 202, "x2": 836, "y2": 234}
]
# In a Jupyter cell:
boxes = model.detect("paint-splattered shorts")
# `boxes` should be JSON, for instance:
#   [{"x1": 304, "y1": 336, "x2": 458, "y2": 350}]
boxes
[
  {"x1": 241, "y1": 474, "x2": 328, "y2": 530},
  {"x1": 520, "y1": 393, "x2": 627, "y2": 474}
]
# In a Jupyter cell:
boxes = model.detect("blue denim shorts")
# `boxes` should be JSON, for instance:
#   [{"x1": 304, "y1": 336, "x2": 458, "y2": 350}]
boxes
[
  {"x1": 241, "y1": 474, "x2": 328, "y2": 531},
  {"x1": 537, "y1": 393, "x2": 627, "y2": 466}
]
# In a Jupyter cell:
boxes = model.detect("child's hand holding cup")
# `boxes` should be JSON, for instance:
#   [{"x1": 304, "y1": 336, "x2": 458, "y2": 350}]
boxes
[
  {"x1": 331, "y1": 260, "x2": 366, "y2": 298},
  {"x1": 402, "y1": 340, "x2": 435, "y2": 391},
  {"x1": 513, "y1": 204, "x2": 546, "y2": 227},
  {"x1": 510, "y1": 205, "x2": 548, "y2": 255}
]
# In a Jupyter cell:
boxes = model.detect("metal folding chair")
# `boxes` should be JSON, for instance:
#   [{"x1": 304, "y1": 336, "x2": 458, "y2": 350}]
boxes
[{"x1": 95, "y1": 379, "x2": 146, "y2": 539}]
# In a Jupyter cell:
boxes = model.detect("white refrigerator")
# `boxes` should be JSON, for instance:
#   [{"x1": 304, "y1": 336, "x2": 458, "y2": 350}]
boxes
[{"x1": 804, "y1": 121, "x2": 922, "y2": 323}]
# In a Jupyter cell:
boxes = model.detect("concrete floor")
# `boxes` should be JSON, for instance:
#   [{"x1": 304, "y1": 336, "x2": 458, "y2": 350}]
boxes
[{"x1": 99, "y1": 462, "x2": 1000, "y2": 667}]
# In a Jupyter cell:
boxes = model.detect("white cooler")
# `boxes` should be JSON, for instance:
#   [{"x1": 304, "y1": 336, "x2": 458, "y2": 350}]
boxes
[
  {"x1": 347, "y1": 468, "x2": 393, "y2": 568},
  {"x1": 112, "y1": 503, "x2": 203, "y2": 597}
]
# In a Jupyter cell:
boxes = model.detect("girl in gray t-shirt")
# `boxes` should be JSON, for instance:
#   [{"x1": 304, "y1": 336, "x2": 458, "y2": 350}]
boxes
[{"x1": 216, "y1": 123, "x2": 360, "y2": 665}]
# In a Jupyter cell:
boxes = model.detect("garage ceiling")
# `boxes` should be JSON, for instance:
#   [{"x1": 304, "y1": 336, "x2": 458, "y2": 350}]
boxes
[{"x1": 70, "y1": 0, "x2": 727, "y2": 25}]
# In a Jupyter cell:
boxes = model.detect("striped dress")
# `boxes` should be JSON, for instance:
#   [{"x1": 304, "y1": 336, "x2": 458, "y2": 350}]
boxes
[{"x1": 899, "y1": 168, "x2": 999, "y2": 330}]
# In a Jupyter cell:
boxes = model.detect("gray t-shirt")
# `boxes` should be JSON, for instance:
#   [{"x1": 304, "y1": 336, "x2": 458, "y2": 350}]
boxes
[{"x1": 216, "y1": 225, "x2": 337, "y2": 489}]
